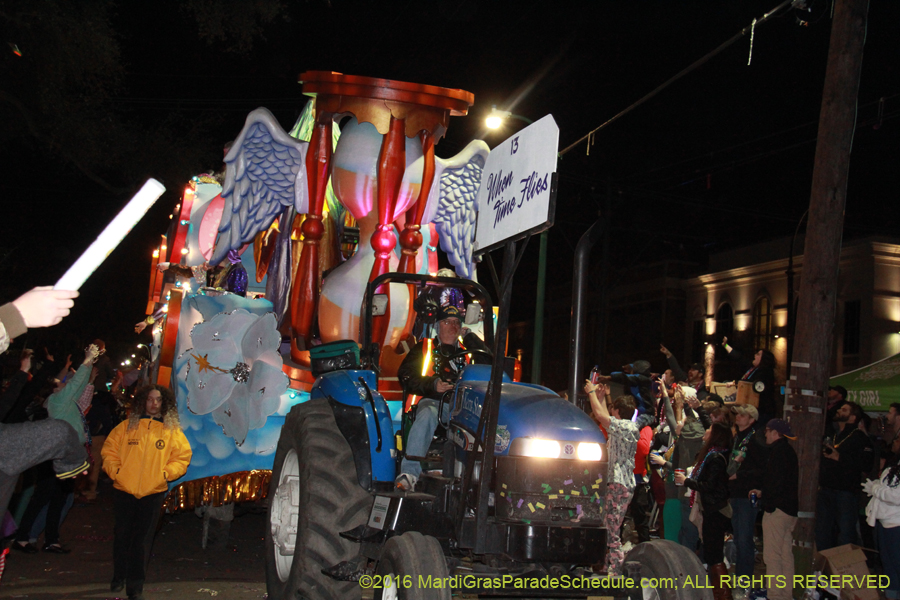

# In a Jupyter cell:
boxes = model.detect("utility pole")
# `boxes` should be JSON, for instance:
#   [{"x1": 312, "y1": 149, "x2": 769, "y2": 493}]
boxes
[
  {"x1": 785, "y1": 209, "x2": 808, "y2": 382},
  {"x1": 788, "y1": 0, "x2": 869, "y2": 578}
]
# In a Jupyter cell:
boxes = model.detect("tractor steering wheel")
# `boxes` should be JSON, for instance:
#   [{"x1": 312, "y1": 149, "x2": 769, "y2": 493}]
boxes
[
  {"x1": 446, "y1": 348, "x2": 493, "y2": 363},
  {"x1": 438, "y1": 348, "x2": 493, "y2": 423}
]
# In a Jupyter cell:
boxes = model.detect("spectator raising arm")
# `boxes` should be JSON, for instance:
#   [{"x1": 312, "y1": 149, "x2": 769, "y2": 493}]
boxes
[
  {"x1": 47, "y1": 345, "x2": 100, "y2": 444},
  {"x1": 661, "y1": 344, "x2": 688, "y2": 382},
  {"x1": 585, "y1": 381, "x2": 611, "y2": 429},
  {"x1": 659, "y1": 380, "x2": 678, "y2": 432}
]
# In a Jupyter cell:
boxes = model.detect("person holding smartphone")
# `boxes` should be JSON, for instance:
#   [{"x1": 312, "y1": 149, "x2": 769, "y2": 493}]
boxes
[{"x1": 584, "y1": 381, "x2": 640, "y2": 576}]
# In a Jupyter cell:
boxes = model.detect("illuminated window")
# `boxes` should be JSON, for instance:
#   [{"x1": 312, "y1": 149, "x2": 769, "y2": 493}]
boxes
[
  {"x1": 716, "y1": 303, "x2": 733, "y2": 341},
  {"x1": 753, "y1": 297, "x2": 772, "y2": 350}
]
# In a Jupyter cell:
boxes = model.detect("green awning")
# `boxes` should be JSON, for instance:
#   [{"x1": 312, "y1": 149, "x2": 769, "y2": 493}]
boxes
[{"x1": 830, "y1": 353, "x2": 900, "y2": 412}]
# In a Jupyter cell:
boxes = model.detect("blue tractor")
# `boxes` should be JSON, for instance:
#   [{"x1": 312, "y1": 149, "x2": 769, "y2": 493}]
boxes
[{"x1": 265, "y1": 273, "x2": 707, "y2": 600}]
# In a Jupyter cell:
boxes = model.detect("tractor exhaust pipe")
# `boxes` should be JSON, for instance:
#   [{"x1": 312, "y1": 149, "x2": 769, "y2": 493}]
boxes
[{"x1": 567, "y1": 218, "x2": 604, "y2": 405}]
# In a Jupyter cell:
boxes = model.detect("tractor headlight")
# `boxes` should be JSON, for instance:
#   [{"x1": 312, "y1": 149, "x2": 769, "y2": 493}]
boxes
[
  {"x1": 515, "y1": 438, "x2": 561, "y2": 459},
  {"x1": 576, "y1": 442, "x2": 603, "y2": 461},
  {"x1": 509, "y1": 438, "x2": 603, "y2": 460}
]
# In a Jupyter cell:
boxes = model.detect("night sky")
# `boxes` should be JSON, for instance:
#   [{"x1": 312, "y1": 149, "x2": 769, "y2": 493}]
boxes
[{"x1": 1, "y1": 0, "x2": 897, "y2": 367}]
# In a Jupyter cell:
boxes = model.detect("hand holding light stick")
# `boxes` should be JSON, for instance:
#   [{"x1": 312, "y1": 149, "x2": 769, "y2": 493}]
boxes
[{"x1": 55, "y1": 179, "x2": 166, "y2": 291}]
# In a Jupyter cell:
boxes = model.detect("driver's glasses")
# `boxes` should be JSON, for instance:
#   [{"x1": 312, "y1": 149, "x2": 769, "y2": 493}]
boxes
[{"x1": 440, "y1": 318, "x2": 461, "y2": 331}]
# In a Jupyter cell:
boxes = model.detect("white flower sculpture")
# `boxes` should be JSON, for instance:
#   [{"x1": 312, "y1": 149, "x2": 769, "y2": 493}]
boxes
[{"x1": 183, "y1": 309, "x2": 288, "y2": 446}]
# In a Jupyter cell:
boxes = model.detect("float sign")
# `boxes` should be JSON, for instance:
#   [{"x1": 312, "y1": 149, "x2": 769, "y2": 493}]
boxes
[{"x1": 473, "y1": 114, "x2": 558, "y2": 256}]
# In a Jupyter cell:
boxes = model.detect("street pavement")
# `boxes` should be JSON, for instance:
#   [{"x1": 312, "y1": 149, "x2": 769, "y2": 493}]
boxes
[{"x1": 2, "y1": 477, "x2": 268, "y2": 599}]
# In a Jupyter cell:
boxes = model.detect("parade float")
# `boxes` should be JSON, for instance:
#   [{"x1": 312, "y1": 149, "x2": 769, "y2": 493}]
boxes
[
  {"x1": 139, "y1": 72, "x2": 708, "y2": 600},
  {"x1": 141, "y1": 72, "x2": 492, "y2": 514}
]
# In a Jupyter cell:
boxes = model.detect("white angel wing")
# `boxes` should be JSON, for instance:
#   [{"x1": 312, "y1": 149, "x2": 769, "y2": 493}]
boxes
[
  {"x1": 424, "y1": 140, "x2": 490, "y2": 280},
  {"x1": 212, "y1": 107, "x2": 309, "y2": 265}
]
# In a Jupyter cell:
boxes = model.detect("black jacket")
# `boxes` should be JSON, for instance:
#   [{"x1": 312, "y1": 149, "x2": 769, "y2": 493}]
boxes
[
  {"x1": 760, "y1": 437, "x2": 798, "y2": 516},
  {"x1": 0, "y1": 370, "x2": 28, "y2": 422},
  {"x1": 2, "y1": 358, "x2": 60, "y2": 424},
  {"x1": 742, "y1": 367, "x2": 775, "y2": 418},
  {"x1": 665, "y1": 354, "x2": 709, "y2": 400},
  {"x1": 729, "y1": 348, "x2": 776, "y2": 418},
  {"x1": 397, "y1": 333, "x2": 489, "y2": 401},
  {"x1": 819, "y1": 425, "x2": 871, "y2": 492},
  {"x1": 728, "y1": 424, "x2": 768, "y2": 499},
  {"x1": 685, "y1": 450, "x2": 730, "y2": 513}
]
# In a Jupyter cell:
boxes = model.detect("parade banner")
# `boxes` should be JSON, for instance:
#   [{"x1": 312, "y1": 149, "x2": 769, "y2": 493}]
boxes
[
  {"x1": 829, "y1": 353, "x2": 900, "y2": 412},
  {"x1": 473, "y1": 115, "x2": 558, "y2": 256}
]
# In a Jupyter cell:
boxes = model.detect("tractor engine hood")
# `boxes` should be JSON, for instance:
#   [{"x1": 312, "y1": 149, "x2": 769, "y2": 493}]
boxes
[{"x1": 451, "y1": 366, "x2": 606, "y2": 457}]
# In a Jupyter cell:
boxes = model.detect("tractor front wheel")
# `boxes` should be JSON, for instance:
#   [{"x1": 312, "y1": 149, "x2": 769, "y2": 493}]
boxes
[
  {"x1": 374, "y1": 532, "x2": 450, "y2": 600},
  {"x1": 626, "y1": 539, "x2": 712, "y2": 600},
  {"x1": 265, "y1": 398, "x2": 371, "y2": 600}
]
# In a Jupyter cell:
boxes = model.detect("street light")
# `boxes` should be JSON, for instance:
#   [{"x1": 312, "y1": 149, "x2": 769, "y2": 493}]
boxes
[{"x1": 485, "y1": 106, "x2": 533, "y2": 129}]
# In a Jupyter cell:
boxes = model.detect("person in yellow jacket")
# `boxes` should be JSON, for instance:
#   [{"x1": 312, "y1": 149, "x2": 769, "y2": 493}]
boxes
[{"x1": 101, "y1": 384, "x2": 191, "y2": 600}]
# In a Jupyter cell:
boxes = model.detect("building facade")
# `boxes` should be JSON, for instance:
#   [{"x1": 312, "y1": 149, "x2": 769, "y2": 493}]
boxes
[
  {"x1": 684, "y1": 236, "x2": 900, "y2": 389},
  {"x1": 515, "y1": 235, "x2": 900, "y2": 401}
]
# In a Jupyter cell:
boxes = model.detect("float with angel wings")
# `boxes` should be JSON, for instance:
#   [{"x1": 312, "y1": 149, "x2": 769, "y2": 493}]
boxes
[{"x1": 146, "y1": 72, "x2": 493, "y2": 511}]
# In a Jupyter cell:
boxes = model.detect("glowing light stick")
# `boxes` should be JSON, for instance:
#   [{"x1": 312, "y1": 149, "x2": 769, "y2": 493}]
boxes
[{"x1": 55, "y1": 179, "x2": 166, "y2": 290}]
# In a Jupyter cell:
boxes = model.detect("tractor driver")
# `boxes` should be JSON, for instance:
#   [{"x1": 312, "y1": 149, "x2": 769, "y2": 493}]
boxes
[{"x1": 395, "y1": 304, "x2": 489, "y2": 490}]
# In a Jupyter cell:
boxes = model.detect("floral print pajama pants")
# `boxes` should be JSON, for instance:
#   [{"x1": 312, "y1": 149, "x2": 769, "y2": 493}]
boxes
[{"x1": 605, "y1": 482, "x2": 634, "y2": 576}]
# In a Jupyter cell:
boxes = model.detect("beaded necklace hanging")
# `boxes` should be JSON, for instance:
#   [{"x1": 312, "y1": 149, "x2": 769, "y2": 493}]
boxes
[
  {"x1": 689, "y1": 445, "x2": 728, "y2": 508},
  {"x1": 731, "y1": 425, "x2": 756, "y2": 463}
]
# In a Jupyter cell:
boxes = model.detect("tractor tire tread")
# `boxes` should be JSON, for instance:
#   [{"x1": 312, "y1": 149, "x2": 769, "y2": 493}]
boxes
[{"x1": 265, "y1": 398, "x2": 371, "y2": 600}]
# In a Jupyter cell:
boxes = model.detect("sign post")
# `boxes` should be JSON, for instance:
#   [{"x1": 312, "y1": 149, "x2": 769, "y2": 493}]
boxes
[{"x1": 466, "y1": 116, "x2": 558, "y2": 553}]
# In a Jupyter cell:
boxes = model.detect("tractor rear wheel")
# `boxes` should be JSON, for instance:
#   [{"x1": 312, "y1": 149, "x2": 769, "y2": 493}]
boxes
[
  {"x1": 374, "y1": 532, "x2": 450, "y2": 600},
  {"x1": 265, "y1": 398, "x2": 371, "y2": 600},
  {"x1": 626, "y1": 539, "x2": 712, "y2": 600}
]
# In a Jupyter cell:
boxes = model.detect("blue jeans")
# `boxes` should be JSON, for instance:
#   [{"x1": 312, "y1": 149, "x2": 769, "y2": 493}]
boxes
[
  {"x1": 877, "y1": 521, "x2": 900, "y2": 599},
  {"x1": 816, "y1": 487, "x2": 860, "y2": 551},
  {"x1": 679, "y1": 496, "x2": 700, "y2": 556},
  {"x1": 731, "y1": 497, "x2": 758, "y2": 579},
  {"x1": 400, "y1": 399, "x2": 448, "y2": 479}
]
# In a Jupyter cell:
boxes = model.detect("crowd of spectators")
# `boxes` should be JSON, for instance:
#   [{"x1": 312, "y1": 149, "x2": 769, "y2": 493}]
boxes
[
  {"x1": 1, "y1": 287, "x2": 189, "y2": 600},
  {"x1": 586, "y1": 339, "x2": 900, "y2": 600},
  {"x1": 6, "y1": 281, "x2": 900, "y2": 600}
]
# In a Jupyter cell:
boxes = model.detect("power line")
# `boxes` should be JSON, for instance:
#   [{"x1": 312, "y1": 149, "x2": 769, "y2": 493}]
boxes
[
  {"x1": 643, "y1": 109, "x2": 900, "y2": 190},
  {"x1": 559, "y1": 0, "x2": 799, "y2": 157},
  {"x1": 624, "y1": 95, "x2": 900, "y2": 188}
]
